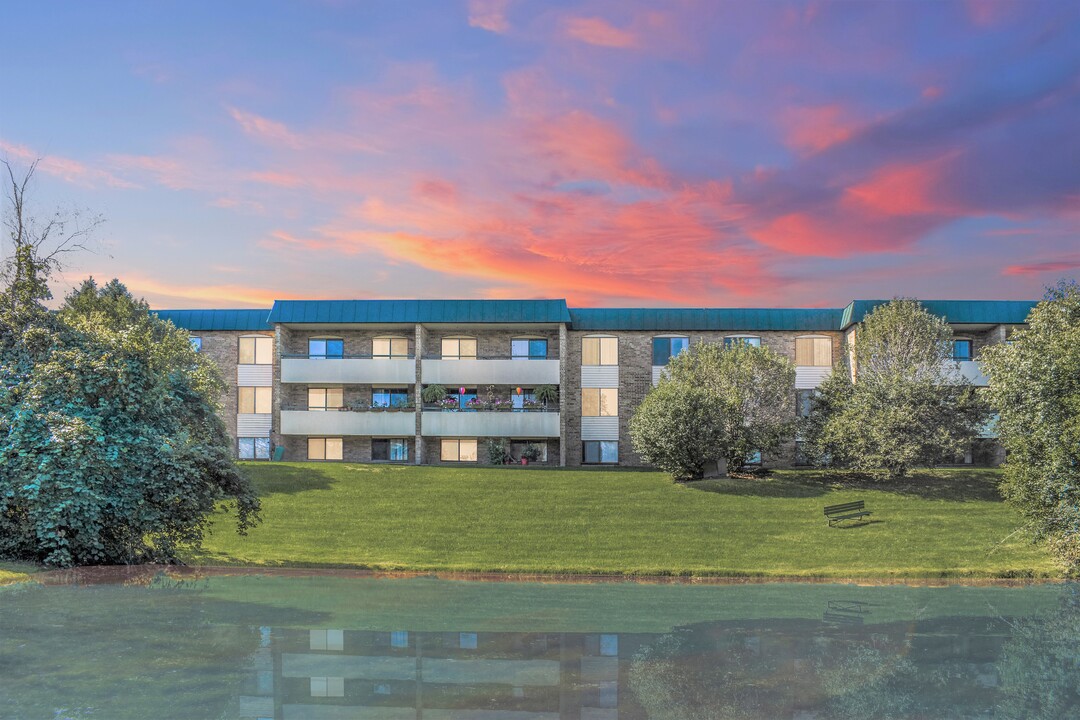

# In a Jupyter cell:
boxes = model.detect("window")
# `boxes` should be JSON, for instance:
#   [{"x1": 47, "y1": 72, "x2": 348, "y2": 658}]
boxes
[
  {"x1": 953, "y1": 339, "x2": 973, "y2": 361},
  {"x1": 441, "y1": 438, "x2": 478, "y2": 462},
  {"x1": 652, "y1": 337, "x2": 689, "y2": 366},
  {"x1": 796, "y1": 389, "x2": 815, "y2": 418},
  {"x1": 584, "y1": 441, "x2": 618, "y2": 464},
  {"x1": 582, "y1": 336, "x2": 618, "y2": 365},
  {"x1": 795, "y1": 336, "x2": 832, "y2": 366},
  {"x1": 459, "y1": 632, "x2": 478, "y2": 650},
  {"x1": 239, "y1": 386, "x2": 272, "y2": 414},
  {"x1": 446, "y1": 388, "x2": 476, "y2": 410},
  {"x1": 239, "y1": 336, "x2": 273, "y2": 364},
  {"x1": 442, "y1": 337, "x2": 477, "y2": 359},
  {"x1": 372, "y1": 439, "x2": 409, "y2": 462},
  {"x1": 308, "y1": 387, "x2": 343, "y2": 411},
  {"x1": 598, "y1": 681, "x2": 618, "y2": 708},
  {"x1": 724, "y1": 336, "x2": 761, "y2": 348},
  {"x1": 510, "y1": 441, "x2": 547, "y2": 462},
  {"x1": 511, "y1": 389, "x2": 535, "y2": 411},
  {"x1": 390, "y1": 631, "x2": 409, "y2": 648},
  {"x1": 373, "y1": 336, "x2": 409, "y2": 359},
  {"x1": 743, "y1": 451, "x2": 762, "y2": 466},
  {"x1": 794, "y1": 441, "x2": 809, "y2": 466},
  {"x1": 309, "y1": 338, "x2": 344, "y2": 359},
  {"x1": 600, "y1": 634, "x2": 618, "y2": 656},
  {"x1": 372, "y1": 388, "x2": 409, "y2": 408},
  {"x1": 310, "y1": 629, "x2": 344, "y2": 652},
  {"x1": 308, "y1": 437, "x2": 343, "y2": 461},
  {"x1": 238, "y1": 437, "x2": 270, "y2": 460},
  {"x1": 582, "y1": 388, "x2": 618, "y2": 417},
  {"x1": 189, "y1": 337, "x2": 202, "y2": 352},
  {"x1": 310, "y1": 677, "x2": 344, "y2": 698},
  {"x1": 512, "y1": 338, "x2": 548, "y2": 359}
]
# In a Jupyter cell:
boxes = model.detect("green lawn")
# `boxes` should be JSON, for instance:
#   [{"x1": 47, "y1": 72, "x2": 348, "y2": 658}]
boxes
[{"x1": 192, "y1": 463, "x2": 1057, "y2": 578}]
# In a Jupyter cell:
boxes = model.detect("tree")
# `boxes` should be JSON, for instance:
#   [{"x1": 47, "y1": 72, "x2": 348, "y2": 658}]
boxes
[
  {"x1": 803, "y1": 298, "x2": 991, "y2": 479},
  {"x1": 630, "y1": 342, "x2": 795, "y2": 480},
  {"x1": 0, "y1": 161, "x2": 259, "y2": 566},
  {"x1": 982, "y1": 280, "x2": 1080, "y2": 571}
]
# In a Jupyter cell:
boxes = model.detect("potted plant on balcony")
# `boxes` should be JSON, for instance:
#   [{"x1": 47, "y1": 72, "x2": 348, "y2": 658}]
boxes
[
  {"x1": 521, "y1": 398, "x2": 543, "y2": 411},
  {"x1": 436, "y1": 396, "x2": 460, "y2": 411},
  {"x1": 486, "y1": 438, "x2": 511, "y2": 465},
  {"x1": 521, "y1": 443, "x2": 542, "y2": 465},
  {"x1": 392, "y1": 397, "x2": 414, "y2": 411},
  {"x1": 534, "y1": 384, "x2": 558, "y2": 409},
  {"x1": 422, "y1": 384, "x2": 447, "y2": 409}
]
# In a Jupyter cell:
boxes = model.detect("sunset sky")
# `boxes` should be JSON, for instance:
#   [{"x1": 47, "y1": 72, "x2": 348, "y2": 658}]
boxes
[{"x1": 2, "y1": 0, "x2": 1079, "y2": 309}]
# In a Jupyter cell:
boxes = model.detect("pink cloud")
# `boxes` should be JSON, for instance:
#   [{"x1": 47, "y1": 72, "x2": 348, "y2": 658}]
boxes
[
  {"x1": 780, "y1": 104, "x2": 860, "y2": 155},
  {"x1": 468, "y1": 0, "x2": 510, "y2": 33},
  {"x1": 1003, "y1": 258, "x2": 1080, "y2": 276},
  {"x1": 1, "y1": 140, "x2": 137, "y2": 189},
  {"x1": 563, "y1": 16, "x2": 639, "y2": 49},
  {"x1": 227, "y1": 107, "x2": 304, "y2": 149}
]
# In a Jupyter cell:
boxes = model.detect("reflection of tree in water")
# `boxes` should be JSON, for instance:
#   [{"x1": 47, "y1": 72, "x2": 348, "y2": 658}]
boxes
[
  {"x1": 995, "y1": 587, "x2": 1080, "y2": 719},
  {"x1": 629, "y1": 625, "x2": 919, "y2": 720},
  {"x1": 628, "y1": 628, "x2": 777, "y2": 720},
  {"x1": 813, "y1": 640, "x2": 916, "y2": 719},
  {"x1": 0, "y1": 574, "x2": 318, "y2": 720}
]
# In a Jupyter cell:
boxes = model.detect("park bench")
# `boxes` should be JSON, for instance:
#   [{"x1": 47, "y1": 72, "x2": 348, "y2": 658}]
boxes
[{"x1": 824, "y1": 500, "x2": 871, "y2": 527}]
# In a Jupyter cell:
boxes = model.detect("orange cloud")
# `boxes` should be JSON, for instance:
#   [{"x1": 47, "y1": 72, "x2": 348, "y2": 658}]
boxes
[
  {"x1": 750, "y1": 209, "x2": 937, "y2": 257},
  {"x1": 468, "y1": 0, "x2": 510, "y2": 33},
  {"x1": 563, "y1": 16, "x2": 639, "y2": 49}
]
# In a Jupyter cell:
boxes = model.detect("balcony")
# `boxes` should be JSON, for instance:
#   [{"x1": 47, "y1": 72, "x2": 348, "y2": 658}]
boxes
[
  {"x1": 281, "y1": 356, "x2": 416, "y2": 385},
  {"x1": 421, "y1": 358, "x2": 560, "y2": 385},
  {"x1": 421, "y1": 409, "x2": 560, "y2": 438},
  {"x1": 280, "y1": 409, "x2": 416, "y2": 436},
  {"x1": 956, "y1": 360, "x2": 988, "y2": 386}
]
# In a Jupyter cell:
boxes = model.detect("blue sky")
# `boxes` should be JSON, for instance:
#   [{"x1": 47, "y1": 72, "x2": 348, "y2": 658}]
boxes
[{"x1": 2, "y1": 0, "x2": 1078, "y2": 308}]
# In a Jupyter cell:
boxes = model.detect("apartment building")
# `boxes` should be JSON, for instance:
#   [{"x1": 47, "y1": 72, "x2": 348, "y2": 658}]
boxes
[{"x1": 155, "y1": 298, "x2": 1036, "y2": 469}]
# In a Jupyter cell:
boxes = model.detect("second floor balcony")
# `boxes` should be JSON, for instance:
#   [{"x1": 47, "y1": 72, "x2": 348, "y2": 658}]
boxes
[
  {"x1": 421, "y1": 357, "x2": 560, "y2": 385},
  {"x1": 281, "y1": 355, "x2": 416, "y2": 385},
  {"x1": 280, "y1": 407, "x2": 416, "y2": 436}
]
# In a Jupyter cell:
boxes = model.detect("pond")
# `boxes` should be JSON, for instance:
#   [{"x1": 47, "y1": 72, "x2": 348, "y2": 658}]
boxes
[{"x1": 1, "y1": 569, "x2": 1077, "y2": 719}]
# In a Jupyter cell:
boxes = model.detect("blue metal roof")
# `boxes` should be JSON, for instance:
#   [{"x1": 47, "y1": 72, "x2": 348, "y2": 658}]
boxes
[
  {"x1": 840, "y1": 300, "x2": 1036, "y2": 329},
  {"x1": 153, "y1": 309, "x2": 273, "y2": 331},
  {"x1": 267, "y1": 299, "x2": 572, "y2": 324},
  {"x1": 568, "y1": 307, "x2": 845, "y2": 332}
]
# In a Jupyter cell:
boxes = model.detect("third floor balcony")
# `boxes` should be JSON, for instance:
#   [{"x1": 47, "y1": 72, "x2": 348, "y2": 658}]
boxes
[
  {"x1": 281, "y1": 355, "x2": 416, "y2": 385},
  {"x1": 421, "y1": 356, "x2": 560, "y2": 385}
]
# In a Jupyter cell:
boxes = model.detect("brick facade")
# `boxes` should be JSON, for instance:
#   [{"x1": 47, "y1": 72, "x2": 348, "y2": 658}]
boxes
[{"x1": 168, "y1": 302, "x2": 1023, "y2": 470}]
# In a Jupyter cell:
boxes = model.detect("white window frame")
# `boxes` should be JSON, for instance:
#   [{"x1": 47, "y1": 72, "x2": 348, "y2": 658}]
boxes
[
  {"x1": 308, "y1": 437, "x2": 344, "y2": 461},
  {"x1": 582, "y1": 335, "x2": 618, "y2": 366},
  {"x1": 373, "y1": 336, "x2": 410, "y2": 359},
  {"x1": 441, "y1": 438, "x2": 478, "y2": 462},
  {"x1": 442, "y1": 337, "x2": 478, "y2": 360},
  {"x1": 239, "y1": 335, "x2": 273, "y2": 365},
  {"x1": 723, "y1": 335, "x2": 761, "y2": 348},
  {"x1": 239, "y1": 386, "x2": 272, "y2": 414},
  {"x1": 795, "y1": 335, "x2": 833, "y2": 367},
  {"x1": 581, "y1": 387, "x2": 618, "y2": 417}
]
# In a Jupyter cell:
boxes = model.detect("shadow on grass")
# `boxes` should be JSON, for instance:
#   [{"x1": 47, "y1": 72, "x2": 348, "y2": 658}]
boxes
[
  {"x1": 687, "y1": 477, "x2": 828, "y2": 499},
  {"x1": 686, "y1": 468, "x2": 1005, "y2": 503},
  {"x1": 240, "y1": 463, "x2": 338, "y2": 495}
]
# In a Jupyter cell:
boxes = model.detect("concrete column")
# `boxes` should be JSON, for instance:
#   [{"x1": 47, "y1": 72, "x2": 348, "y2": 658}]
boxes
[
  {"x1": 559, "y1": 322, "x2": 568, "y2": 467},
  {"x1": 414, "y1": 323, "x2": 426, "y2": 465}
]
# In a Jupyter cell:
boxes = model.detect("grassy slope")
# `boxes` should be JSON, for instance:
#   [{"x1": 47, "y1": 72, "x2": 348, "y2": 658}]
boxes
[{"x1": 193, "y1": 463, "x2": 1056, "y2": 578}]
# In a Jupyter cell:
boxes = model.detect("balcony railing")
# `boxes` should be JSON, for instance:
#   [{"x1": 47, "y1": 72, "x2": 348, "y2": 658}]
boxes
[
  {"x1": 421, "y1": 409, "x2": 560, "y2": 438},
  {"x1": 281, "y1": 355, "x2": 416, "y2": 384},
  {"x1": 280, "y1": 409, "x2": 416, "y2": 436},
  {"x1": 421, "y1": 358, "x2": 560, "y2": 385}
]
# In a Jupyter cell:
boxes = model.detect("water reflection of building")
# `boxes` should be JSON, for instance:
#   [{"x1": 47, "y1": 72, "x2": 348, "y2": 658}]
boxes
[
  {"x1": 238, "y1": 615, "x2": 1018, "y2": 719},
  {"x1": 239, "y1": 629, "x2": 638, "y2": 720}
]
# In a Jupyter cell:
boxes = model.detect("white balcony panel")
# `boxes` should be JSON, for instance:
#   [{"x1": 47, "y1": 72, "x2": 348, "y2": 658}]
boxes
[
  {"x1": 651, "y1": 366, "x2": 669, "y2": 386},
  {"x1": 422, "y1": 411, "x2": 560, "y2": 438},
  {"x1": 580, "y1": 710, "x2": 619, "y2": 720},
  {"x1": 237, "y1": 413, "x2": 272, "y2": 436},
  {"x1": 581, "y1": 416, "x2": 619, "y2": 441},
  {"x1": 581, "y1": 366, "x2": 619, "y2": 388},
  {"x1": 795, "y1": 366, "x2": 832, "y2": 389},
  {"x1": 281, "y1": 358, "x2": 416, "y2": 385},
  {"x1": 237, "y1": 364, "x2": 273, "y2": 386},
  {"x1": 421, "y1": 359, "x2": 560, "y2": 386},
  {"x1": 284, "y1": 707, "x2": 416, "y2": 720},
  {"x1": 280, "y1": 410, "x2": 415, "y2": 436},
  {"x1": 580, "y1": 656, "x2": 619, "y2": 682},
  {"x1": 239, "y1": 696, "x2": 275, "y2": 718},
  {"x1": 958, "y1": 360, "x2": 989, "y2": 386},
  {"x1": 283, "y1": 654, "x2": 559, "y2": 685}
]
